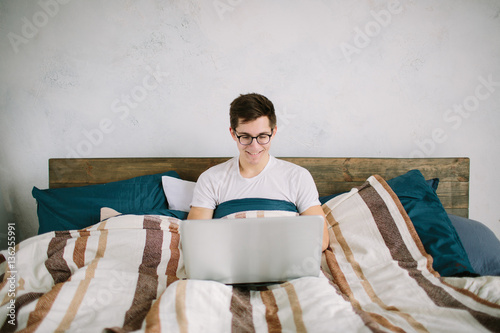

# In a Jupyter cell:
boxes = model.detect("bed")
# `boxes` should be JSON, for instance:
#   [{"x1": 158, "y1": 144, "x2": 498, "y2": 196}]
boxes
[{"x1": 2, "y1": 157, "x2": 500, "y2": 332}]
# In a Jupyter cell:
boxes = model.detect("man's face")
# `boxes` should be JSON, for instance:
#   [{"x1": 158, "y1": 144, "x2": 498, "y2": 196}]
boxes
[{"x1": 230, "y1": 116, "x2": 276, "y2": 166}]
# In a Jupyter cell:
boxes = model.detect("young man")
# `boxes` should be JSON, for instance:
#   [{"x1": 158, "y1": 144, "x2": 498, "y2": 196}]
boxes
[{"x1": 187, "y1": 93, "x2": 330, "y2": 251}]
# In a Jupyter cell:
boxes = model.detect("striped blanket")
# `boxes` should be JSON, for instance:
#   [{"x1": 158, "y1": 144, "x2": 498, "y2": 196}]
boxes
[{"x1": 1, "y1": 175, "x2": 499, "y2": 332}]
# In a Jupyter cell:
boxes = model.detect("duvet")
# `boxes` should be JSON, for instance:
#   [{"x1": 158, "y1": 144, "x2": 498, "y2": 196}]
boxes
[{"x1": 1, "y1": 175, "x2": 499, "y2": 332}]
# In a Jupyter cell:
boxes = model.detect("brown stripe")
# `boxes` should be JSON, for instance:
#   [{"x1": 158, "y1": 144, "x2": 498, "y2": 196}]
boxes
[
  {"x1": 361, "y1": 179, "x2": 500, "y2": 332},
  {"x1": 325, "y1": 199, "x2": 419, "y2": 332},
  {"x1": 323, "y1": 248, "x2": 401, "y2": 333},
  {"x1": 175, "y1": 280, "x2": 189, "y2": 333},
  {"x1": 360, "y1": 181, "x2": 427, "y2": 269},
  {"x1": 0, "y1": 253, "x2": 6, "y2": 289},
  {"x1": 260, "y1": 288, "x2": 281, "y2": 333},
  {"x1": 45, "y1": 231, "x2": 73, "y2": 284},
  {"x1": 230, "y1": 287, "x2": 255, "y2": 333},
  {"x1": 122, "y1": 216, "x2": 163, "y2": 331},
  {"x1": 441, "y1": 279, "x2": 500, "y2": 310},
  {"x1": 0, "y1": 292, "x2": 44, "y2": 332},
  {"x1": 374, "y1": 176, "x2": 438, "y2": 277},
  {"x1": 25, "y1": 282, "x2": 65, "y2": 332},
  {"x1": 144, "y1": 291, "x2": 164, "y2": 333},
  {"x1": 283, "y1": 282, "x2": 307, "y2": 333},
  {"x1": 103, "y1": 327, "x2": 128, "y2": 333},
  {"x1": 325, "y1": 276, "x2": 391, "y2": 333},
  {"x1": 73, "y1": 230, "x2": 90, "y2": 269},
  {"x1": 166, "y1": 221, "x2": 180, "y2": 287},
  {"x1": 56, "y1": 226, "x2": 109, "y2": 331},
  {"x1": 331, "y1": 211, "x2": 420, "y2": 332},
  {"x1": 1, "y1": 273, "x2": 13, "y2": 306}
]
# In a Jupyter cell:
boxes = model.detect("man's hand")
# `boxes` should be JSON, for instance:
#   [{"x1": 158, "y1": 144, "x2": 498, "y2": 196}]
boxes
[
  {"x1": 187, "y1": 206, "x2": 214, "y2": 220},
  {"x1": 301, "y1": 205, "x2": 330, "y2": 252}
]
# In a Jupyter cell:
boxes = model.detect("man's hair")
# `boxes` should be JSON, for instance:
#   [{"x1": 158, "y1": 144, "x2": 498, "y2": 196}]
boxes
[{"x1": 230, "y1": 93, "x2": 277, "y2": 130}]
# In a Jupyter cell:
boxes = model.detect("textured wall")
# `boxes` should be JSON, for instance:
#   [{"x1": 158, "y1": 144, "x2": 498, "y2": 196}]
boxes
[{"x1": 1, "y1": 0, "x2": 499, "y2": 245}]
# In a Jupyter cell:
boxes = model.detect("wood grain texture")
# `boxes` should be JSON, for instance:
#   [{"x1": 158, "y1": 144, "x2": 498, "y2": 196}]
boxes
[{"x1": 49, "y1": 157, "x2": 469, "y2": 217}]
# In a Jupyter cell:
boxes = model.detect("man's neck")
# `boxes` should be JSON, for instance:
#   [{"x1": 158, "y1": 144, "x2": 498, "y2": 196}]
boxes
[{"x1": 238, "y1": 154, "x2": 270, "y2": 178}]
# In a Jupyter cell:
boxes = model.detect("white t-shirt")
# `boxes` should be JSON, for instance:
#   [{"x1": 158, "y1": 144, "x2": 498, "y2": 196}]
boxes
[{"x1": 191, "y1": 156, "x2": 320, "y2": 213}]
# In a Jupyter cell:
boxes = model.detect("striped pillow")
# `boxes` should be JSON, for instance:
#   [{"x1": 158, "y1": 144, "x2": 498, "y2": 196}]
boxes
[{"x1": 322, "y1": 175, "x2": 438, "y2": 278}]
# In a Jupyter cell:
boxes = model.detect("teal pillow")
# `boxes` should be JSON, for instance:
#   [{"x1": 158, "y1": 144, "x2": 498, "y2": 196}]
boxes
[
  {"x1": 387, "y1": 170, "x2": 476, "y2": 277},
  {"x1": 319, "y1": 178, "x2": 440, "y2": 205},
  {"x1": 33, "y1": 171, "x2": 180, "y2": 234}
]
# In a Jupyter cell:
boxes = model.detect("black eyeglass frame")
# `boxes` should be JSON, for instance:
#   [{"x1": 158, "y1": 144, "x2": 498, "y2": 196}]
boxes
[{"x1": 234, "y1": 129, "x2": 274, "y2": 146}]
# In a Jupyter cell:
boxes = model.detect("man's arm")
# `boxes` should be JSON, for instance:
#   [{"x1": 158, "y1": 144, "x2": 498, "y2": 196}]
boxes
[
  {"x1": 301, "y1": 205, "x2": 330, "y2": 252},
  {"x1": 187, "y1": 206, "x2": 214, "y2": 220}
]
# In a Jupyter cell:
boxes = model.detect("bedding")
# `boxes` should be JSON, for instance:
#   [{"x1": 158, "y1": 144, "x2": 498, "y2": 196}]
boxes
[{"x1": 2, "y1": 173, "x2": 500, "y2": 332}]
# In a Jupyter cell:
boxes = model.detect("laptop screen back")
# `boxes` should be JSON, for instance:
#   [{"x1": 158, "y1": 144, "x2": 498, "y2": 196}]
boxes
[{"x1": 180, "y1": 215, "x2": 324, "y2": 284}]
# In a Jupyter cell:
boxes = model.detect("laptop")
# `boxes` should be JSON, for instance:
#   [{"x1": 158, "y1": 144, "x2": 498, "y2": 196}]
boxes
[{"x1": 180, "y1": 215, "x2": 324, "y2": 285}]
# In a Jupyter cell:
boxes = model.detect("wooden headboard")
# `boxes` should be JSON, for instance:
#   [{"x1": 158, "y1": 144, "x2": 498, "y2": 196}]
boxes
[{"x1": 48, "y1": 157, "x2": 469, "y2": 218}]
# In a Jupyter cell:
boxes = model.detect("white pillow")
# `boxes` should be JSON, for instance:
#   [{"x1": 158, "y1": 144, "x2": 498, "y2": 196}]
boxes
[{"x1": 161, "y1": 176, "x2": 196, "y2": 212}]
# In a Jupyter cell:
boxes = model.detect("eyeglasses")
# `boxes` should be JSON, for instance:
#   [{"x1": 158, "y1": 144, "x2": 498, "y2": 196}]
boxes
[{"x1": 234, "y1": 129, "x2": 273, "y2": 145}]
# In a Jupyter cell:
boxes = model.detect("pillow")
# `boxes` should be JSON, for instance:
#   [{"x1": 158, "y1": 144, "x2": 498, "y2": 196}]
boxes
[
  {"x1": 100, "y1": 207, "x2": 121, "y2": 220},
  {"x1": 386, "y1": 170, "x2": 476, "y2": 277},
  {"x1": 33, "y1": 170, "x2": 180, "y2": 234},
  {"x1": 161, "y1": 176, "x2": 196, "y2": 212},
  {"x1": 426, "y1": 178, "x2": 439, "y2": 191},
  {"x1": 100, "y1": 206, "x2": 188, "y2": 222},
  {"x1": 448, "y1": 214, "x2": 500, "y2": 276},
  {"x1": 323, "y1": 175, "x2": 441, "y2": 277},
  {"x1": 319, "y1": 177, "x2": 440, "y2": 205}
]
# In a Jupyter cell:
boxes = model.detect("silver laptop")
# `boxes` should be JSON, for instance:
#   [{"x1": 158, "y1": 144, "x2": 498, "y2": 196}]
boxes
[{"x1": 180, "y1": 215, "x2": 324, "y2": 285}]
